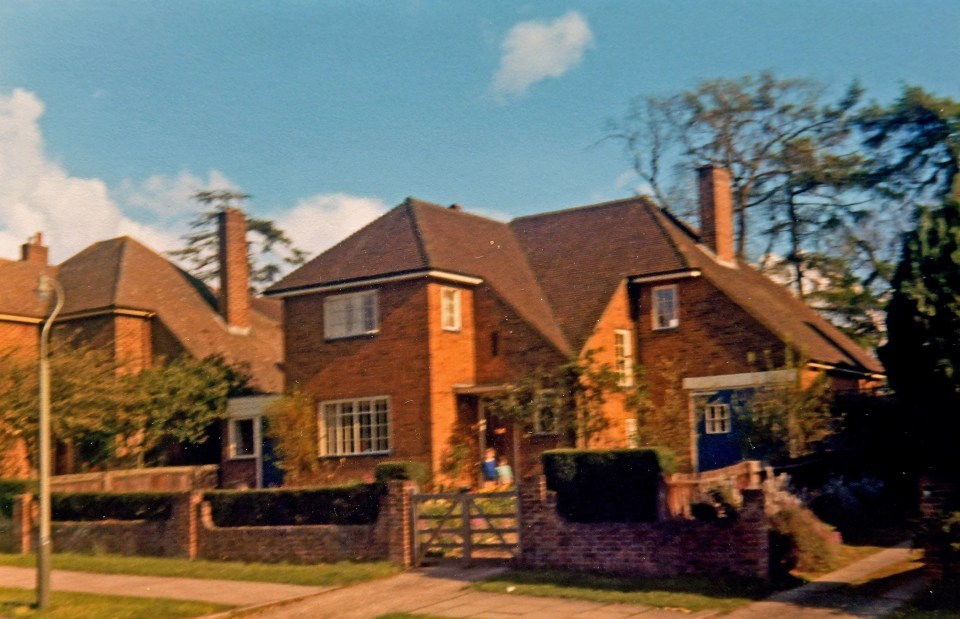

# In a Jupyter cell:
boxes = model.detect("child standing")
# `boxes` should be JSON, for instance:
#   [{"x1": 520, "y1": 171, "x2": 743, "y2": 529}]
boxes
[{"x1": 496, "y1": 456, "x2": 514, "y2": 488}]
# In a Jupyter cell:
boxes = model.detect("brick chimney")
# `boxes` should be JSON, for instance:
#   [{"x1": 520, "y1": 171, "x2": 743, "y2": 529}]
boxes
[
  {"x1": 697, "y1": 165, "x2": 735, "y2": 264},
  {"x1": 217, "y1": 208, "x2": 251, "y2": 334},
  {"x1": 20, "y1": 232, "x2": 48, "y2": 265}
]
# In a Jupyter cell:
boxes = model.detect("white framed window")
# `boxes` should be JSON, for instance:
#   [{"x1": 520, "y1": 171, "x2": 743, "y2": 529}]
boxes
[
  {"x1": 228, "y1": 417, "x2": 260, "y2": 459},
  {"x1": 319, "y1": 396, "x2": 391, "y2": 456},
  {"x1": 614, "y1": 329, "x2": 634, "y2": 386},
  {"x1": 704, "y1": 404, "x2": 731, "y2": 434},
  {"x1": 440, "y1": 287, "x2": 462, "y2": 332},
  {"x1": 652, "y1": 285, "x2": 679, "y2": 330},
  {"x1": 324, "y1": 290, "x2": 378, "y2": 339}
]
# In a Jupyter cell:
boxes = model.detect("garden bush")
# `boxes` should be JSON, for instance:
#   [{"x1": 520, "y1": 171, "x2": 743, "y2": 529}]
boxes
[
  {"x1": 542, "y1": 449, "x2": 665, "y2": 522},
  {"x1": 769, "y1": 506, "x2": 841, "y2": 578},
  {"x1": 375, "y1": 461, "x2": 431, "y2": 488},
  {"x1": 52, "y1": 492, "x2": 175, "y2": 521},
  {"x1": 205, "y1": 483, "x2": 381, "y2": 527}
]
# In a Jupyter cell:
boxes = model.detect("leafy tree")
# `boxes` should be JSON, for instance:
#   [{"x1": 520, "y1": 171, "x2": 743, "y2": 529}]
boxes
[
  {"x1": 0, "y1": 343, "x2": 243, "y2": 469},
  {"x1": 879, "y1": 199, "x2": 960, "y2": 472},
  {"x1": 485, "y1": 351, "x2": 621, "y2": 449},
  {"x1": 264, "y1": 389, "x2": 320, "y2": 486},
  {"x1": 168, "y1": 190, "x2": 309, "y2": 291},
  {"x1": 608, "y1": 72, "x2": 864, "y2": 272},
  {"x1": 858, "y1": 86, "x2": 960, "y2": 204}
]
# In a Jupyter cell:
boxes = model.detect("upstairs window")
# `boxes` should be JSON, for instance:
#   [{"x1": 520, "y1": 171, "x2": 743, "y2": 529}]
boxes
[
  {"x1": 704, "y1": 404, "x2": 731, "y2": 434},
  {"x1": 652, "y1": 285, "x2": 679, "y2": 330},
  {"x1": 614, "y1": 329, "x2": 634, "y2": 387},
  {"x1": 324, "y1": 290, "x2": 378, "y2": 339},
  {"x1": 531, "y1": 390, "x2": 560, "y2": 435},
  {"x1": 440, "y1": 287, "x2": 462, "y2": 332}
]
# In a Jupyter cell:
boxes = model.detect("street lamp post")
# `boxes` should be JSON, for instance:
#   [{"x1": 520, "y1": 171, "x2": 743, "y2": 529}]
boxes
[{"x1": 35, "y1": 273, "x2": 63, "y2": 610}]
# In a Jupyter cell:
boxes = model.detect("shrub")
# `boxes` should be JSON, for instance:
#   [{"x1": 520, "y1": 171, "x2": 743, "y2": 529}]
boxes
[
  {"x1": 52, "y1": 492, "x2": 175, "y2": 521},
  {"x1": 375, "y1": 461, "x2": 431, "y2": 488},
  {"x1": 542, "y1": 449, "x2": 664, "y2": 522},
  {"x1": 769, "y1": 506, "x2": 841, "y2": 578},
  {"x1": 205, "y1": 483, "x2": 381, "y2": 527},
  {"x1": 0, "y1": 479, "x2": 36, "y2": 518}
]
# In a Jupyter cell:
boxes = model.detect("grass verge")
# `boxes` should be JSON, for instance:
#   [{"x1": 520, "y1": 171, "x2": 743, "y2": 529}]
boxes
[
  {"x1": 0, "y1": 587, "x2": 229, "y2": 619},
  {"x1": 889, "y1": 580, "x2": 960, "y2": 619},
  {"x1": 0, "y1": 553, "x2": 399, "y2": 587},
  {"x1": 473, "y1": 569, "x2": 773, "y2": 613}
]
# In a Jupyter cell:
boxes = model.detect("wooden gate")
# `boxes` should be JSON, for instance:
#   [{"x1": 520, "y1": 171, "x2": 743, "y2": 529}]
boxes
[{"x1": 411, "y1": 490, "x2": 519, "y2": 566}]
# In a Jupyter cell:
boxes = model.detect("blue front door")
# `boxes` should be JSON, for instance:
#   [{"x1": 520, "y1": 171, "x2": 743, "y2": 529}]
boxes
[{"x1": 695, "y1": 388, "x2": 753, "y2": 471}]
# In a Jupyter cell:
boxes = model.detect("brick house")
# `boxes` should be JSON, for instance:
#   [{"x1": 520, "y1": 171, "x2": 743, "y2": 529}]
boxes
[
  {"x1": 265, "y1": 167, "x2": 883, "y2": 483},
  {"x1": 0, "y1": 211, "x2": 282, "y2": 479}
]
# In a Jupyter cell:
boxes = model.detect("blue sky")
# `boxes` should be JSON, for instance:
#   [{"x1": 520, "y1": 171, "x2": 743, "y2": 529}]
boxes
[{"x1": 1, "y1": 1, "x2": 957, "y2": 264}]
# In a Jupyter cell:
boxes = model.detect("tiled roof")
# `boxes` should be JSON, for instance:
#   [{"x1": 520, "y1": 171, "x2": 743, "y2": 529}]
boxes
[
  {"x1": 269, "y1": 198, "x2": 570, "y2": 353},
  {"x1": 0, "y1": 260, "x2": 57, "y2": 318},
  {"x1": 270, "y1": 195, "x2": 883, "y2": 376},
  {"x1": 1, "y1": 236, "x2": 283, "y2": 392}
]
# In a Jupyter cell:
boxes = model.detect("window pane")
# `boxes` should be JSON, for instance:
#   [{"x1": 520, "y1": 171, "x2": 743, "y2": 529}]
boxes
[{"x1": 233, "y1": 419, "x2": 256, "y2": 457}]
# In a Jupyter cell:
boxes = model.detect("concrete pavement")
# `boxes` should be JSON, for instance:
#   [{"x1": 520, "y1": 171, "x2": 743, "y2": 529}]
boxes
[
  {"x1": 0, "y1": 565, "x2": 327, "y2": 607},
  {"x1": 0, "y1": 544, "x2": 926, "y2": 618}
]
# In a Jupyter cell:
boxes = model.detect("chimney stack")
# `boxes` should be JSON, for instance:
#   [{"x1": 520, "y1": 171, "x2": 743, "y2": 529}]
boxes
[
  {"x1": 20, "y1": 232, "x2": 48, "y2": 265},
  {"x1": 218, "y1": 208, "x2": 251, "y2": 334},
  {"x1": 697, "y1": 165, "x2": 735, "y2": 264}
]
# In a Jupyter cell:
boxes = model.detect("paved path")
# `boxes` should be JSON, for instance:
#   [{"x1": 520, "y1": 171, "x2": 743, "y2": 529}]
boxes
[
  {"x1": 0, "y1": 545, "x2": 926, "y2": 618},
  {"x1": 0, "y1": 566, "x2": 327, "y2": 607}
]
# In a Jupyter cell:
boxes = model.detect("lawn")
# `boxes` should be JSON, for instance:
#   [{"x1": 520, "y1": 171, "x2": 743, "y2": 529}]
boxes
[
  {"x1": 473, "y1": 569, "x2": 774, "y2": 613},
  {"x1": 0, "y1": 553, "x2": 399, "y2": 587},
  {"x1": 0, "y1": 588, "x2": 229, "y2": 619}
]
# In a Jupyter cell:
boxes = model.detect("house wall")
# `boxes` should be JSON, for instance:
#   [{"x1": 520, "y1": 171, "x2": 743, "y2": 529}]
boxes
[
  {"x1": 579, "y1": 280, "x2": 636, "y2": 449},
  {"x1": 0, "y1": 320, "x2": 38, "y2": 358},
  {"x1": 114, "y1": 314, "x2": 153, "y2": 373},
  {"x1": 283, "y1": 280, "x2": 433, "y2": 483},
  {"x1": 427, "y1": 282, "x2": 476, "y2": 478}
]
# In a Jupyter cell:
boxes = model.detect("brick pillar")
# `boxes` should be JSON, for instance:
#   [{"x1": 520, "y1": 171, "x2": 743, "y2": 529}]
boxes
[
  {"x1": 168, "y1": 491, "x2": 203, "y2": 558},
  {"x1": 217, "y1": 208, "x2": 251, "y2": 334},
  {"x1": 11, "y1": 494, "x2": 33, "y2": 554},
  {"x1": 20, "y1": 232, "x2": 48, "y2": 265},
  {"x1": 697, "y1": 165, "x2": 735, "y2": 263},
  {"x1": 385, "y1": 481, "x2": 414, "y2": 567},
  {"x1": 739, "y1": 489, "x2": 770, "y2": 580},
  {"x1": 919, "y1": 477, "x2": 955, "y2": 583}
]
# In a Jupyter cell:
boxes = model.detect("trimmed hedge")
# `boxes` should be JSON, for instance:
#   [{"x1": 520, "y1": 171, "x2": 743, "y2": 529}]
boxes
[
  {"x1": 543, "y1": 449, "x2": 664, "y2": 523},
  {"x1": 205, "y1": 483, "x2": 381, "y2": 527},
  {"x1": 375, "y1": 461, "x2": 431, "y2": 488},
  {"x1": 0, "y1": 479, "x2": 36, "y2": 518},
  {"x1": 51, "y1": 492, "x2": 175, "y2": 521}
]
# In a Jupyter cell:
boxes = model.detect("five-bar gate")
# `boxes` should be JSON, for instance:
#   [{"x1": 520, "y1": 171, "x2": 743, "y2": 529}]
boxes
[{"x1": 411, "y1": 489, "x2": 519, "y2": 566}]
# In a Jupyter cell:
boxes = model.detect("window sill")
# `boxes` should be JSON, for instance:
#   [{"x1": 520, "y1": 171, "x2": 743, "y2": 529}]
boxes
[
  {"x1": 229, "y1": 454, "x2": 257, "y2": 461},
  {"x1": 318, "y1": 451, "x2": 391, "y2": 459}
]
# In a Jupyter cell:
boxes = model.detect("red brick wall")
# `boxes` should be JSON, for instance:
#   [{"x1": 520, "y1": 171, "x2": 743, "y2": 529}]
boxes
[
  {"x1": 580, "y1": 281, "x2": 636, "y2": 448},
  {"x1": 0, "y1": 320, "x2": 39, "y2": 359},
  {"x1": 519, "y1": 476, "x2": 769, "y2": 580},
  {"x1": 114, "y1": 315, "x2": 152, "y2": 373},
  {"x1": 427, "y1": 283, "x2": 476, "y2": 476},
  {"x1": 284, "y1": 280, "x2": 433, "y2": 482}
]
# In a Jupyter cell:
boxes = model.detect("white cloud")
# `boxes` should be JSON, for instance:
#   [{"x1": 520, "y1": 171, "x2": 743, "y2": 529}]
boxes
[
  {"x1": 276, "y1": 193, "x2": 389, "y2": 256},
  {"x1": 491, "y1": 11, "x2": 593, "y2": 100},
  {"x1": 0, "y1": 89, "x2": 179, "y2": 262},
  {"x1": 112, "y1": 170, "x2": 237, "y2": 220}
]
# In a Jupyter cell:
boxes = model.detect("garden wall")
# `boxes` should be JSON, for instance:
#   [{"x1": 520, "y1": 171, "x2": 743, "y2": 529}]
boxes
[
  {"x1": 8, "y1": 481, "x2": 415, "y2": 566},
  {"x1": 519, "y1": 476, "x2": 770, "y2": 580}
]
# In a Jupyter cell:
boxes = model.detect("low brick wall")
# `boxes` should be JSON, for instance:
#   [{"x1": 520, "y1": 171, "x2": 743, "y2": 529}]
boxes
[
  {"x1": 519, "y1": 476, "x2": 769, "y2": 580},
  {"x1": 7, "y1": 482, "x2": 415, "y2": 567}
]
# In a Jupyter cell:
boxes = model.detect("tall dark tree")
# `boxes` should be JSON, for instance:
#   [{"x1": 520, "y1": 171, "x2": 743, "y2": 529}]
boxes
[
  {"x1": 879, "y1": 199, "x2": 960, "y2": 469},
  {"x1": 169, "y1": 190, "x2": 309, "y2": 292}
]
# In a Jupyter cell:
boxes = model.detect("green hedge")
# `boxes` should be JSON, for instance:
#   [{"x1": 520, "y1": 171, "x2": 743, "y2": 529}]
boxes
[
  {"x1": 542, "y1": 449, "x2": 664, "y2": 523},
  {"x1": 205, "y1": 483, "x2": 381, "y2": 527},
  {"x1": 375, "y1": 461, "x2": 431, "y2": 487},
  {"x1": 51, "y1": 492, "x2": 175, "y2": 521},
  {"x1": 0, "y1": 479, "x2": 37, "y2": 518}
]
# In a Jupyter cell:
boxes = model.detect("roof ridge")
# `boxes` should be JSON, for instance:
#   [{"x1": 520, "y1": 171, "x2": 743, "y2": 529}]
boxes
[
  {"x1": 511, "y1": 194, "x2": 658, "y2": 223},
  {"x1": 110, "y1": 237, "x2": 127, "y2": 306},
  {"x1": 404, "y1": 199, "x2": 432, "y2": 267},
  {"x1": 644, "y1": 202, "x2": 694, "y2": 271}
]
